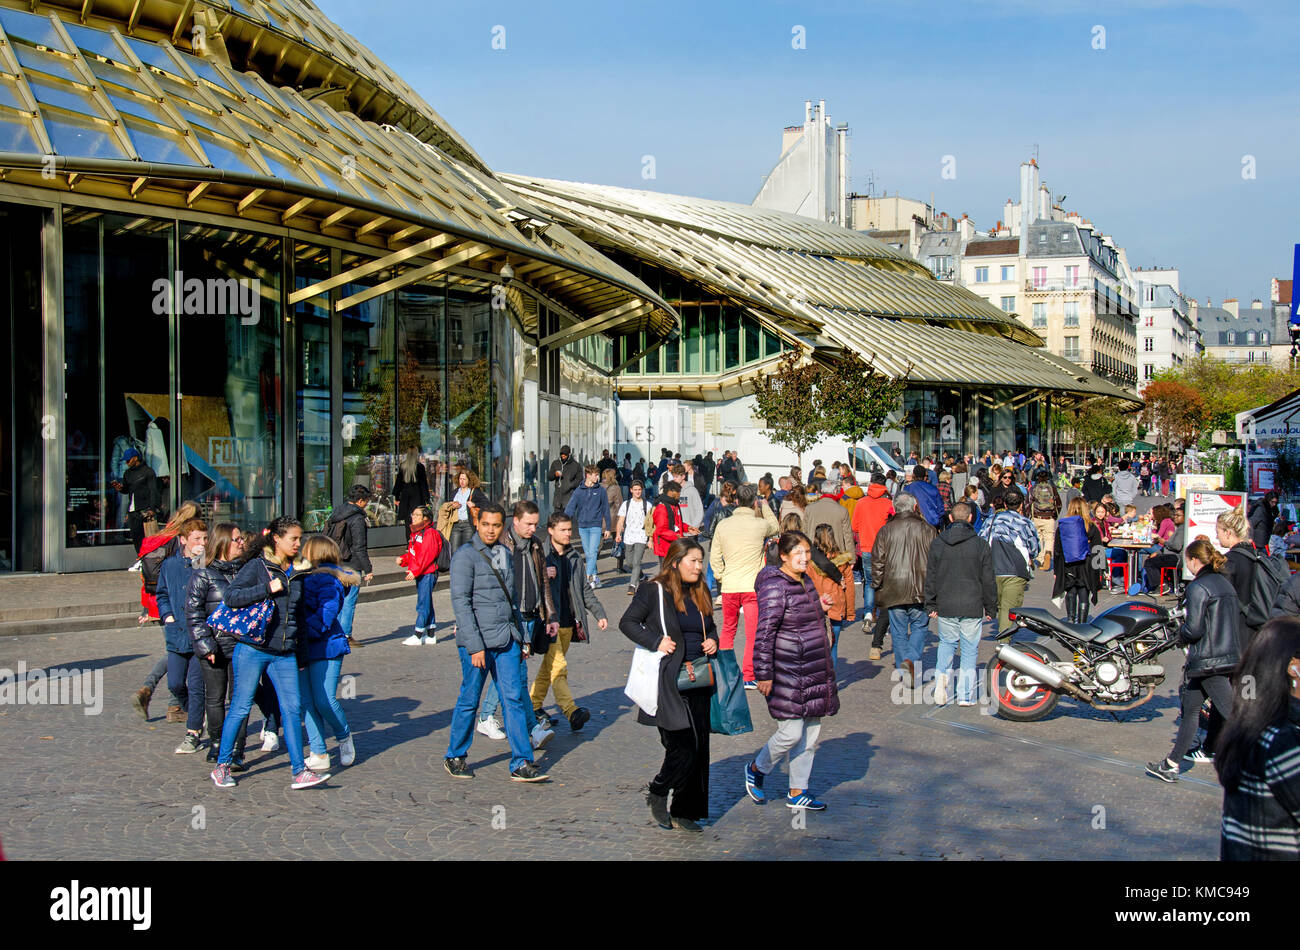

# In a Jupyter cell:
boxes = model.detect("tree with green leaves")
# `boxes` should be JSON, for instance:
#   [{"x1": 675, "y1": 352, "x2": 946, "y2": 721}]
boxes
[
  {"x1": 818, "y1": 352, "x2": 909, "y2": 460},
  {"x1": 1072, "y1": 399, "x2": 1134, "y2": 458},
  {"x1": 749, "y1": 347, "x2": 825, "y2": 469}
]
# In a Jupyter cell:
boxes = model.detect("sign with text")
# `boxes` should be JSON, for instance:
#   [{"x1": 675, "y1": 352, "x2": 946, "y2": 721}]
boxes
[{"x1": 1184, "y1": 490, "x2": 1247, "y2": 579}]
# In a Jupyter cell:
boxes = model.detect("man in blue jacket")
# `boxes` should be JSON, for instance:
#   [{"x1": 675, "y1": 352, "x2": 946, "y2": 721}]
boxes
[
  {"x1": 445, "y1": 503, "x2": 548, "y2": 782},
  {"x1": 903, "y1": 465, "x2": 944, "y2": 527},
  {"x1": 565, "y1": 465, "x2": 611, "y2": 589},
  {"x1": 155, "y1": 518, "x2": 208, "y2": 754}
]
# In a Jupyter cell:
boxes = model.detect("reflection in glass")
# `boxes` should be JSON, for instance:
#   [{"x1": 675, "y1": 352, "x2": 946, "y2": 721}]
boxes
[{"x1": 294, "y1": 242, "x2": 332, "y2": 529}]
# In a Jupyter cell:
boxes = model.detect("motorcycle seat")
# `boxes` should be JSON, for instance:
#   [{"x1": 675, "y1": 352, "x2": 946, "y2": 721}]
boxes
[{"x1": 1013, "y1": 607, "x2": 1101, "y2": 641}]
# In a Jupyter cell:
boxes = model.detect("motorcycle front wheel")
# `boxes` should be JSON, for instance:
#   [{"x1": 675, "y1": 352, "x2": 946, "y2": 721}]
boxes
[{"x1": 986, "y1": 641, "x2": 1063, "y2": 722}]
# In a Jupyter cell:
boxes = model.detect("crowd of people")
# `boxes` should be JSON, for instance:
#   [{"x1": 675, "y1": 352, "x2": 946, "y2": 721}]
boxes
[{"x1": 122, "y1": 439, "x2": 1300, "y2": 858}]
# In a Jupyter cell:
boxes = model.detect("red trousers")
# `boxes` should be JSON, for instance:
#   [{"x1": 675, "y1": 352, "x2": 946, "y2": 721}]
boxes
[{"x1": 720, "y1": 591, "x2": 758, "y2": 681}]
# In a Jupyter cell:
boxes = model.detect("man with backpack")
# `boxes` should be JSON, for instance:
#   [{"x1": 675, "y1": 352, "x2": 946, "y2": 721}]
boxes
[
  {"x1": 979, "y1": 489, "x2": 1041, "y2": 636},
  {"x1": 1027, "y1": 470, "x2": 1062, "y2": 572},
  {"x1": 326, "y1": 485, "x2": 373, "y2": 647}
]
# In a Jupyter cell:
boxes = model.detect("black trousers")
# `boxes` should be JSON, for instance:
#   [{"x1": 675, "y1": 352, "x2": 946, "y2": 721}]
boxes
[
  {"x1": 650, "y1": 688, "x2": 712, "y2": 820},
  {"x1": 199, "y1": 649, "x2": 247, "y2": 758},
  {"x1": 1171, "y1": 673, "x2": 1234, "y2": 763},
  {"x1": 1143, "y1": 554, "x2": 1179, "y2": 593},
  {"x1": 871, "y1": 609, "x2": 890, "y2": 649},
  {"x1": 1065, "y1": 587, "x2": 1091, "y2": 624},
  {"x1": 128, "y1": 510, "x2": 148, "y2": 554}
]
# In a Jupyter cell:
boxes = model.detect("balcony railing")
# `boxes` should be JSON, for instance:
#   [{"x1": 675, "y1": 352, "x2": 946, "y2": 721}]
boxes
[{"x1": 1024, "y1": 277, "x2": 1140, "y2": 318}]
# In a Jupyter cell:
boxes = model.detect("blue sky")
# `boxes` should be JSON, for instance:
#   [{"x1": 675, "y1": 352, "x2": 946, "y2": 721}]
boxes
[{"x1": 330, "y1": 0, "x2": 1300, "y2": 306}]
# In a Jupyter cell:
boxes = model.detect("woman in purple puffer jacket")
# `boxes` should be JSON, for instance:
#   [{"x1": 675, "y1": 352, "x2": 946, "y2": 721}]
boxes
[{"x1": 743, "y1": 530, "x2": 840, "y2": 812}]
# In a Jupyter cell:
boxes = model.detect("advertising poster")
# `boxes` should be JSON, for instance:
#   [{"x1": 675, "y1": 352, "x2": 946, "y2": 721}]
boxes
[
  {"x1": 1174, "y1": 473, "x2": 1223, "y2": 500},
  {"x1": 1247, "y1": 449, "x2": 1278, "y2": 496},
  {"x1": 1184, "y1": 490, "x2": 1248, "y2": 579}
]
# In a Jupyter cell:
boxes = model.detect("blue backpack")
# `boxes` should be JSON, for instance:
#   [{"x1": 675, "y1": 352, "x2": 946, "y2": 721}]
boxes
[{"x1": 1058, "y1": 515, "x2": 1090, "y2": 564}]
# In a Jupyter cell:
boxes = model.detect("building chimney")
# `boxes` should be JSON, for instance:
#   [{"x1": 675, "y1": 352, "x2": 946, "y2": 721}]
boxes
[
  {"x1": 1224, "y1": 298, "x2": 1239, "y2": 319},
  {"x1": 1251, "y1": 298, "x2": 1263, "y2": 309},
  {"x1": 1018, "y1": 161, "x2": 1039, "y2": 257}
]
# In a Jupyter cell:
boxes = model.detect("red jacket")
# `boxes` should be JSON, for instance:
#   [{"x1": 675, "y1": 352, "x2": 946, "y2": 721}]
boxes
[
  {"x1": 399, "y1": 523, "x2": 443, "y2": 578},
  {"x1": 850, "y1": 483, "x2": 895, "y2": 556},
  {"x1": 652, "y1": 499, "x2": 689, "y2": 558},
  {"x1": 137, "y1": 530, "x2": 178, "y2": 619}
]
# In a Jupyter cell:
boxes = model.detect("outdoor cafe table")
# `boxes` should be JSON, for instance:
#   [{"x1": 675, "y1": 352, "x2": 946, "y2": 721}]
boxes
[{"x1": 1106, "y1": 539, "x2": 1152, "y2": 590}]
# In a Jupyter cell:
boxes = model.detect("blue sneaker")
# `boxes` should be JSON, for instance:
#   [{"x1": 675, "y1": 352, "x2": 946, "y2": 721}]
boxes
[
  {"x1": 785, "y1": 792, "x2": 826, "y2": 811},
  {"x1": 744, "y1": 761, "x2": 765, "y2": 803},
  {"x1": 743, "y1": 680, "x2": 758, "y2": 690}
]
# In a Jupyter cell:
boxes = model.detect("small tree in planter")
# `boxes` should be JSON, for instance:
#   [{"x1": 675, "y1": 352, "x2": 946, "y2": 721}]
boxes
[{"x1": 749, "y1": 347, "x2": 825, "y2": 470}]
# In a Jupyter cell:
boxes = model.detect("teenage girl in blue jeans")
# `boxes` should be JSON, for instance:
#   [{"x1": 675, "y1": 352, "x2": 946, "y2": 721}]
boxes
[{"x1": 296, "y1": 533, "x2": 359, "y2": 772}]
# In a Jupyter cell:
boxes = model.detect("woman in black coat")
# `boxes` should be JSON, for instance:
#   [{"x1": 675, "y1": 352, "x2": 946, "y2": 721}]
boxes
[
  {"x1": 1218, "y1": 509, "x2": 1260, "y2": 645},
  {"x1": 1146, "y1": 538, "x2": 1243, "y2": 784},
  {"x1": 619, "y1": 538, "x2": 719, "y2": 832},
  {"x1": 392, "y1": 446, "x2": 431, "y2": 534}
]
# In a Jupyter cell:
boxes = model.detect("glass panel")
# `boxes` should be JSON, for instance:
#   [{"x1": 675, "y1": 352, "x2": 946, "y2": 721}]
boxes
[
  {"x1": 340, "y1": 272, "x2": 398, "y2": 527},
  {"x1": 644, "y1": 338, "x2": 660, "y2": 373},
  {"x1": 176, "y1": 225, "x2": 283, "y2": 528},
  {"x1": 763, "y1": 328, "x2": 780, "y2": 358},
  {"x1": 123, "y1": 117, "x2": 201, "y2": 165},
  {"x1": 61, "y1": 21, "x2": 125, "y2": 60},
  {"x1": 445, "y1": 289, "x2": 491, "y2": 481},
  {"x1": 683, "y1": 307, "x2": 701, "y2": 374},
  {"x1": 723, "y1": 306, "x2": 741, "y2": 369},
  {"x1": 396, "y1": 281, "x2": 447, "y2": 508},
  {"x1": 106, "y1": 86, "x2": 175, "y2": 126},
  {"x1": 663, "y1": 336, "x2": 679, "y2": 374},
  {"x1": 703, "y1": 305, "x2": 719, "y2": 373},
  {"x1": 63, "y1": 211, "x2": 174, "y2": 550},
  {"x1": 0, "y1": 7, "x2": 65, "y2": 47},
  {"x1": 194, "y1": 129, "x2": 260, "y2": 174},
  {"x1": 13, "y1": 46, "x2": 80, "y2": 83},
  {"x1": 293, "y1": 242, "x2": 332, "y2": 526},
  {"x1": 0, "y1": 80, "x2": 24, "y2": 111},
  {"x1": 490, "y1": 308, "x2": 517, "y2": 500},
  {"x1": 27, "y1": 74, "x2": 104, "y2": 116},
  {"x1": 0, "y1": 113, "x2": 38, "y2": 152},
  {"x1": 743, "y1": 315, "x2": 760, "y2": 364},
  {"x1": 41, "y1": 111, "x2": 129, "y2": 160}
]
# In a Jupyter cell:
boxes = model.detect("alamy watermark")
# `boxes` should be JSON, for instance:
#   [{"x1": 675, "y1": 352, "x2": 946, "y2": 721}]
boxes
[
  {"x1": 0, "y1": 661, "x2": 103, "y2": 715},
  {"x1": 151, "y1": 271, "x2": 261, "y2": 325}
]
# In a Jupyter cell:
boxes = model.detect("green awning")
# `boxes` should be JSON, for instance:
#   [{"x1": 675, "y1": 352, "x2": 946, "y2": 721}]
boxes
[{"x1": 1119, "y1": 441, "x2": 1158, "y2": 453}]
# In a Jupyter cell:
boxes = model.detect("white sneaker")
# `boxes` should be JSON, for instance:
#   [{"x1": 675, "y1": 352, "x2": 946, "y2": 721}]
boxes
[
  {"x1": 261, "y1": 730, "x2": 279, "y2": 753},
  {"x1": 304, "y1": 751, "x2": 330, "y2": 771},
  {"x1": 402, "y1": 634, "x2": 424, "y2": 646},
  {"x1": 864, "y1": 611, "x2": 874, "y2": 624},
  {"x1": 934, "y1": 673, "x2": 949, "y2": 706},
  {"x1": 530, "y1": 724, "x2": 554, "y2": 750},
  {"x1": 476, "y1": 716, "x2": 506, "y2": 740},
  {"x1": 339, "y1": 734, "x2": 356, "y2": 767},
  {"x1": 422, "y1": 633, "x2": 437, "y2": 645}
]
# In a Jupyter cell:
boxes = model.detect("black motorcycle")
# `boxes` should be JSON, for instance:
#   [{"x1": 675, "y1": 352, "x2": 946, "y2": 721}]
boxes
[{"x1": 986, "y1": 601, "x2": 1186, "y2": 722}]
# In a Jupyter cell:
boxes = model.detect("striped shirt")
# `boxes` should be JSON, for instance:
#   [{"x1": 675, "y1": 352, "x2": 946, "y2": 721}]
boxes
[{"x1": 1220, "y1": 698, "x2": 1300, "y2": 861}]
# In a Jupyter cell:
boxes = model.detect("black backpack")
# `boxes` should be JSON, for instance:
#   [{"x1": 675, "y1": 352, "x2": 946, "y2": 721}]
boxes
[
  {"x1": 1243, "y1": 547, "x2": 1289, "y2": 630},
  {"x1": 140, "y1": 536, "x2": 177, "y2": 595},
  {"x1": 327, "y1": 515, "x2": 353, "y2": 563}
]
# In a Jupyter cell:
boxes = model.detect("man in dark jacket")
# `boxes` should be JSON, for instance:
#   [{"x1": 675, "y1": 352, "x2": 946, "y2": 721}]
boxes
[
  {"x1": 902, "y1": 464, "x2": 944, "y2": 527},
  {"x1": 155, "y1": 518, "x2": 208, "y2": 753},
  {"x1": 925, "y1": 502, "x2": 996, "y2": 706},
  {"x1": 112, "y1": 447, "x2": 162, "y2": 553},
  {"x1": 1081, "y1": 465, "x2": 1110, "y2": 504},
  {"x1": 445, "y1": 503, "x2": 548, "y2": 782},
  {"x1": 871, "y1": 492, "x2": 937, "y2": 685},
  {"x1": 532, "y1": 511, "x2": 608, "y2": 732},
  {"x1": 549, "y1": 445, "x2": 582, "y2": 517},
  {"x1": 979, "y1": 489, "x2": 1041, "y2": 635},
  {"x1": 1250, "y1": 492, "x2": 1280, "y2": 550},
  {"x1": 477, "y1": 500, "x2": 557, "y2": 750},
  {"x1": 326, "y1": 485, "x2": 373, "y2": 647}
]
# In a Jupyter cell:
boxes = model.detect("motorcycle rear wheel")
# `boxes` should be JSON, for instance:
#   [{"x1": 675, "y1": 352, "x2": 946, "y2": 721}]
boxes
[{"x1": 986, "y1": 641, "x2": 1063, "y2": 722}]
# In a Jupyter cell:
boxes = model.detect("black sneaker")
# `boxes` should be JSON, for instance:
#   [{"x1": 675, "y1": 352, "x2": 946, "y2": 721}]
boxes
[
  {"x1": 444, "y1": 756, "x2": 474, "y2": 779},
  {"x1": 205, "y1": 747, "x2": 219, "y2": 764},
  {"x1": 673, "y1": 816, "x2": 704, "y2": 833},
  {"x1": 230, "y1": 754, "x2": 249, "y2": 773},
  {"x1": 510, "y1": 762, "x2": 549, "y2": 782},
  {"x1": 1145, "y1": 758, "x2": 1179, "y2": 783},
  {"x1": 568, "y1": 707, "x2": 591, "y2": 731},
  {"x1": 535, "y1": 708, "x2": 558, "y2": 728}
]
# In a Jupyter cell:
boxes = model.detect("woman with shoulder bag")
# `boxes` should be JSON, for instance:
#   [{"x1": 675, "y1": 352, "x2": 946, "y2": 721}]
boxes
[
  {"x1": 1145, "y1": 538, "x2": 1243, "y2": 784},
  {"x1": 450, "y1": 469, "x2": 489, "y2": 552},
  {"x1": 744, "y1": 531, "x2": 840, "y2": 811},
  {"x1": 210, "y1": 516, "x2": 328, "y2": 791},
  {"x1": 618, "y1": 538, "x2": 719, "y2": 832}
]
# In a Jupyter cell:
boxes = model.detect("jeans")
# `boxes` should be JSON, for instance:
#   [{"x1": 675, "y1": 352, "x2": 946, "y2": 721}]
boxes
[
  {"x1": 199, "y1": 649, "x2": 247, "y2": 759},
  {"x1": 144, "y1": 655, "x2": 183, "y2": 706},
  {"x1": 531, "y1": 626, "x2": 578, "y2": 716},
  {"x1": 721, "y1": 591, "x2": 758, "y2": 681},
  {"x1": 217, "y1": 643, "x2": 304, "y2": 774},
  {"x1": 860, "y1": 553, "x2": 875, "y2": 618},
  {"x1": 578, "y1": 525, "x2": 602, "y2": 578},
  {"x1": 625, "y1": 542, "x2": 648, "y2": 586},
  {"x1": 755, "y1": 716, "x2": 822, "y2": 792},
  {"x1": 935, "y1": 617, "x2": 982, "y2": 703},
  {"x1": 995, "y1": 575, "x2": 1028, "y2": 635},
  {"x1": 167, "y1": 650, "x2": 206, "y2": 732},
  {"x1": 888, "y1": 605, "x2": 929, "y2": 667},
  {"x1": 829, "y1": 620, "x2": 843, "y2": 668},
  {"x1": 446, "y1": 640, "x2": 534, "y2": 772},
  {"x1": 414, "y1": 572, "x2": 436, "y2": 632},
  {"x1": 338, "y1": 583, "x2": 360, "y2": 638},
  {"x1": 481, "y1": 619, "x2": 539, "y2": 732},
  {"x1": 300, "y1": 657, "x2": 350, "y2": 755}
]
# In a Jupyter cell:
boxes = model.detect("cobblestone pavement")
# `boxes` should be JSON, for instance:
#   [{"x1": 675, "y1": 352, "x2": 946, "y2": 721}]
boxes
[{"x1": 0, "y1": 543, "x2": 1221, "y2": 860}]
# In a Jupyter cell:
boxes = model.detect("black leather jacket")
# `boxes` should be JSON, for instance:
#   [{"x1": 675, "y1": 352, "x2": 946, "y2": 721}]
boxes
[
  {"x1": 1179, "y1": 566, "x2": 1243, "y2": 676},
  {"x1": 185, "y1": 558, "x2": 243, "y2": 659}
]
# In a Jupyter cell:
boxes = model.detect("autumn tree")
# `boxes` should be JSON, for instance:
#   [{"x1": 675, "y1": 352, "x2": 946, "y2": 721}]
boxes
[
  {"x1": 1072, "y1": 399, "x2": 1134, "y2": 458},
  {"x1": 749, "y1": 348, "x2": 825, "y2": 468},
  {"x1": 1139, "y1": 378, "x2": 1208, "y2": 452},
  {"x1": 819, "y1": 353, "x2": 910, "y2": 458}
]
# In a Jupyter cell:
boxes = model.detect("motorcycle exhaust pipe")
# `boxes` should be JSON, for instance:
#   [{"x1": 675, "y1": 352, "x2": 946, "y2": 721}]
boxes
[{"x1": 995, "y1": 644, "x2": 1088, "y2": 700}]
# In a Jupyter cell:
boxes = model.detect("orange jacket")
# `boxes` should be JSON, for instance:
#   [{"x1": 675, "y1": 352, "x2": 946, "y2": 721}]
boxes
[
  {"x1": 851, "y1": 482, "x2": 895, "y2": 556},
  {"x1": 810, "y1": 553, "x2": 856, "y2": 622}
]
